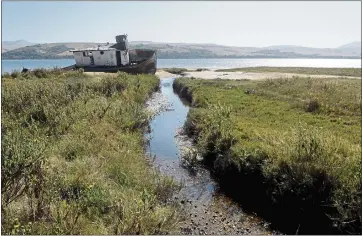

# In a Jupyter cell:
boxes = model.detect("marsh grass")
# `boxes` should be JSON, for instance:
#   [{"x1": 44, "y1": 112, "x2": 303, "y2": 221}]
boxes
[
  {"x1": 215, "y1": 66, "x2": 361, "y2": 77},
  {"x1": 2, "y1": 67, "x2": 85, "y2": 80},
  {"x1": 163, "y1": 68, "x2": 189, "y2": 75},
  {"x1": 195, "y1": 68, "x2": 210, "y2": 72},
  {"x1": 173, "y1": 76, "x2": 361, "y2": 234},
  {"x1": 1, "y1": 70, "x2": 181, "y2": 234},
  {"x1": 162, "y1": 68, "x2": 210, "y2": 74},
  {"x1": 256, "y1": 77, "x2": 361, "y2": 117}
]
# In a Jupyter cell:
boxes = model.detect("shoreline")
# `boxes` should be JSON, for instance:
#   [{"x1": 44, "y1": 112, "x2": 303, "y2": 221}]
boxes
[{"x1": 156, "y1": 69, "x2": 361, "y2": 80}]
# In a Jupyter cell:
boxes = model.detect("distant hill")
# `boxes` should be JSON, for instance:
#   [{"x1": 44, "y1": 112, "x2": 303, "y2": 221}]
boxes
[
  {"x1": 334, "y1": 41, "x2": 361, "y2": 56},
  {"x1": 2, "y1": 40, "x2": 361, "y2": 59},
  {"x1": 338, "y1": 41, "x2": 361, "y2": 49},
  {"x1": 2, "y1": 40, "x2": 36, "y2": 52},
  {"x1": 1, "y1": 42, "x2": 103, "y2": 59}
]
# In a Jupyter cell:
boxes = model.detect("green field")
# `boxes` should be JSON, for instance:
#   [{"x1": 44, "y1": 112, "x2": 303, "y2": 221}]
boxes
[
  {"x1": 173, "y1": 76, "x2": 361, "y2": 233},
  {"x1": 1, "y1": 69, "x2": 180, "y2": 234},
  {"x1": 215, "y1": 67, "x2": 361, "y2": 77}
]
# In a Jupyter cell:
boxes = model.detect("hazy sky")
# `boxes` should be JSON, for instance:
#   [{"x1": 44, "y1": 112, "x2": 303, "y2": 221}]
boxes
[{"x1": 2, "y1": 1, "x2": 361, "y2": 48}]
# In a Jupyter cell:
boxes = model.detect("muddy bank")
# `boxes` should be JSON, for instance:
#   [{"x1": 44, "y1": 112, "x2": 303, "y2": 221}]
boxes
[{"x1": 146, "y1": 78, "x2": 276, "y2": 235}]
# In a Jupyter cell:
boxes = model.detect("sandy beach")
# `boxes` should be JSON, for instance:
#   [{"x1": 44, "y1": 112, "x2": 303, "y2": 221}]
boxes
[
  {"x1": 83, "y1": 68, "x2": 361, "y2": 80},
  {"x1": 156, "y1": 69, "x2": 361, "y2": 80}
]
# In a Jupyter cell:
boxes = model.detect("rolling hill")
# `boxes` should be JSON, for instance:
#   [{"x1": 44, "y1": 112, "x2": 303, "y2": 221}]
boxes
[
  {"x1": 338, "y1": 41, "x2": 361, "y2": 49},
  {"x1": 1, "y1": 40, "x2": 361, "y2": 59},
  {"x1": 2, "y1": 40, "x2": 35, "y2": 53}
]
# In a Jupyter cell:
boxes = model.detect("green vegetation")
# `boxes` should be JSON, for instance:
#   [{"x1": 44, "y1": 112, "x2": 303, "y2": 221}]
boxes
[
  {"x1": 163, "y1": 68, "x2": 189, "y2": 75},
  {"x1": 162, "y1": 68, "x2": 210, "y2": 74},
  {"x1": 2, "y1": 68, "x2": 78, "y2": 79},
  {"x1": 1, "y1": 70, "x2": 180, "y2": 234},
  {"x1": 215, "y1": 67, "x2": 362, "y2": 77},
  {"x1": 195, "y1": 68, "x2": 210, "y2": 72},
  {"x1": 173, "y1": 76, "x2": 361, "y2": 233}
]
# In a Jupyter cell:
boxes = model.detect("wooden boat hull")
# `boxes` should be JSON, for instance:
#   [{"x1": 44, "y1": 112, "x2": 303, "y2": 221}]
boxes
[{"x1": 73, "y1": 49, "x2": 157, "y2": 74}]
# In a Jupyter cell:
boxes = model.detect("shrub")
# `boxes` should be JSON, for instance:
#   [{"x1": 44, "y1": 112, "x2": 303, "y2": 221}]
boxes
[
  {"x1": 164, "y1": 68, "x2": 188, "y2": 75},
  {"x1": 32, "y1": 68, "x2": 48, "y2": 78},
  {"x1": 305, "y1": 99, "x2": 320, "y2": 112},
  {"x1": 10, "y1": 70, "x2": 20, "y2": 79},
  {"x1": 196, "y1": 68, "x2": 209, "y2": 72},
  {"x1": 1, "y1": 125, "x2": 46, "y2": 209},
  {"x1": 2, "y1": 72, "x2": 11, "y2": 79}
]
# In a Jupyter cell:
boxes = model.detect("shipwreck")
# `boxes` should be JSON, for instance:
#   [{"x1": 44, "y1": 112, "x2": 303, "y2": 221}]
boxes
[{"x1": 64, "y1": 34, "x2": 157, "y2": 74}]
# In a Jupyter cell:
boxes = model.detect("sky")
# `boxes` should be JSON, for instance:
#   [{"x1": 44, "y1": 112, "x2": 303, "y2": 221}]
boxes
[{"x1": 1, "y1": 1, "x2": 361, "y2": 48}]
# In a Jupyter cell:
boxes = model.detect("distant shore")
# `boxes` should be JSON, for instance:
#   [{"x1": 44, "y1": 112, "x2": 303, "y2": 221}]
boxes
[{"x1": 2, "y1": 56, "x2": 361, "y2": 60}]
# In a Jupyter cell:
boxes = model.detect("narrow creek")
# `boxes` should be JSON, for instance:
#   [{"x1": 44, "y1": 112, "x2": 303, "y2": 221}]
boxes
[{"x1": 146, "y1": 77, "x2": 276, "y2": 235}]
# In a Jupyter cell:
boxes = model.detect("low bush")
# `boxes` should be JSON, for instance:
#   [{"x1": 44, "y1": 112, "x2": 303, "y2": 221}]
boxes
[
  {"x1": 305, "y1": 99, "x2": 320, "y2": 112},
  {"x1": 11, "y1": 70, "x2": 21, "y2": 79},
  {"x1": 195, "y1": 68, "x2": 210, "y2": 72},
  {"x1": 164, "y1": 68, "x2": 188, "y2": 75}
]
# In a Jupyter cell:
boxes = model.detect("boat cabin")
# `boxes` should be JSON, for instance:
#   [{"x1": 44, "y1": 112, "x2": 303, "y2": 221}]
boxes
[{"x1": 70, "y1": 34, "x2": 130, "y2": 67}]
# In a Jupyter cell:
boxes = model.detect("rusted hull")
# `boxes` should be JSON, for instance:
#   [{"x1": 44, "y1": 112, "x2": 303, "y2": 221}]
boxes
[{"x1": 74, "y1": 49, "x2": 157, "y2": 75}]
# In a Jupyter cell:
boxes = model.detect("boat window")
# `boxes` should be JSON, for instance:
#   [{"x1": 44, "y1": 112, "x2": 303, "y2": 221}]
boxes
[
  {"x1": 83, "y1": 51, "x2": 93, "y2": 57},
  {"x1": 114, "y1": 42, "x2": 126, "y2": 50},
  {"x1": 100, "y1": 51, "x2": 104, "y2": 55}
]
